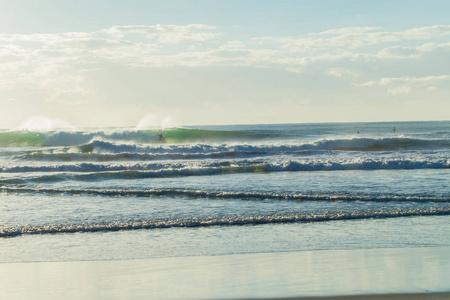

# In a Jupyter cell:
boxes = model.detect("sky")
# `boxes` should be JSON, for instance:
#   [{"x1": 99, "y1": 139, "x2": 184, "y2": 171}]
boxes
[{"x1": 1, "y1": 0, "x2": 450, "y2": 129}]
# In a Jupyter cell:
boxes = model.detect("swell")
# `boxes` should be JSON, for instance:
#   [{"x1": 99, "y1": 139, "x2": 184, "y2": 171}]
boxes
[
  {"x1": 316, "y1": 137, "x2": 450, "y2": 151},
  {"x1": 74, "y1": 137, "x2": 450, "y2": 153},
  {"x1": 1, "y1": 158, "x2": 448, "y2": 183},
  {"x1": 1, "y1": 208, "x2": 449, "y2": 238},
  {"x1": 2, "y1": 187, "x2": 448, "y2": 203},
  {"x1": 0, "y1": 128, "x2": 267, "y2": 147},
  {"x1": 0, "y1": 129, "x2": 449, "y2": 152},
  {"x1": 0, "y1": 131, "x2": 43, "y2": 147}
]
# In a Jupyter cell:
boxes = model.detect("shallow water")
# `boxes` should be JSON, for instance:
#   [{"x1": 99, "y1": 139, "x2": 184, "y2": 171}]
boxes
[
  {"x1": 2, "y1": 247, "x2": 450, "y2": 300},
  {"x1": 1, "y1": 121, "x2": 449, "y2": 261}
]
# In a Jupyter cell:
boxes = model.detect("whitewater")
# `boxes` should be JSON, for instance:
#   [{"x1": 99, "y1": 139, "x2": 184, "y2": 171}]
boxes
[{"x1": 0, "y1": 121, "x2": 449, "y2": 261}]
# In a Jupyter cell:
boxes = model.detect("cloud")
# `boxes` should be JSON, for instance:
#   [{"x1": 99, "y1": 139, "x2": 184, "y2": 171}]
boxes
[
  {"x1": 327, "y1": 68, "x2": 359, "y2": 79},
  {"x1": 284, "y1": 67, "x2": 302, "y2": 73},
  {"x1": 1, "y1": 23, "x2": 450, "y2": 109},
  {"x1": 359, "y1": 75, "x2": 450, "y2": 95},
  {"x1": 256, "y1": 25, "x2": 450, "y2": 53},
  {"x1": 102, "y1": 24, "x2": 219, "y2": 44},
  {"x1": 388, "y1": 85, "x2": 411, "y2": 96},
  {"x1": 2, "y1": 24, "x2": 450, "y2": 74},
  {"x1": 402, "y1": 25, "x2": 450, "y2": 39},
  {"x1": 381, "y1": 75, "x2": 450, "y2": 86},
  {"x1": 360, "y1": 75, "x2": 450, "y2": 89},
  {"x1": 377, "y1": 46, "x2": 421, "y2": 59},
  {"x1": 315, "y1": 27, "x2": 382, "y2": 36}
]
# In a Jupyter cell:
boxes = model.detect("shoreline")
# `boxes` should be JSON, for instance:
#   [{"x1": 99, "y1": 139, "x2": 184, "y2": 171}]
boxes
[
  {"x1": 1, "y1": 246, "x2": 449, "y2": 300},
  {"x1": 255, "y1": 292, "x2": 450, "y2": 300}
]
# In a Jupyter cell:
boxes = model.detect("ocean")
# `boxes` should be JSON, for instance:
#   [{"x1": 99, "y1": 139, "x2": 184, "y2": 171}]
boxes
[{"x1": 1, "y1": 121, "x2": 449, "y2": 262}]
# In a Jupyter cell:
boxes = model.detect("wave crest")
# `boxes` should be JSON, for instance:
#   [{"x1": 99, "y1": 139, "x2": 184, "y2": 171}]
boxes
[
  {"x1": 1, "y1": 208, "x2": 449, "y2": 238},
  {"x1": 1, "y1": 127, "x2": 449, "y2": 152},
  {"x1": 1, "y1": 157, "x2": 448, "y2": 180},
  {"x1": 2, "y1": 187, "x2": 448, "y2": 203}
]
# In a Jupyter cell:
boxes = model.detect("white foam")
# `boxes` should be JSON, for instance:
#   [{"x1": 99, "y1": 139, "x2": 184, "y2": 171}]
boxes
[{"x1": 1, "y1": 207, "x2": 449, "y2": 238}]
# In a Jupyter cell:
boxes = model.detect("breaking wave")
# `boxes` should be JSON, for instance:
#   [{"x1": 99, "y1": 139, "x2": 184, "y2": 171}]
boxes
[
  {"x1": 0, "y1": 127, "x2": 268, "y2": 147},
  {"x1": 2, "y1": 187, "x2": 448, "y2": 203},
  {"x1": 1, "y1": 207, "x2": 449, "y2": 238},
  {"x1": 1, "y1": 157, "x2": 448, "y2": 184},
  {"x1": 54, "y1": 136, "x2": 450, "y2": 152},
  {"x1": 0, "y1": 128, "x2": 449, "y2": 152}
]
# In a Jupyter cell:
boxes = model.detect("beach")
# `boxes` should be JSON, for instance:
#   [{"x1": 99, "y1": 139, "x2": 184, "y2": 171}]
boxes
[
  {"x1": 1, "y1": 246, "x2": 449, "y2": 300},
  {"x1": 2, "y1": 1, "x2": 450, "y2": 298}
]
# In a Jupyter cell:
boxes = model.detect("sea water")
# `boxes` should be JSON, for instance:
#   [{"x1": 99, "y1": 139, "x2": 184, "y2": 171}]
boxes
[{"x1": 0, "y1": 121, "x2": 449, "y2": 262}]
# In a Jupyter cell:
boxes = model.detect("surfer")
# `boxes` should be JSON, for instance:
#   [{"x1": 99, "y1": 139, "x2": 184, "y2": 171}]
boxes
[
  {"x1": 158, "y1": 132, "x2": 165, "y2": 142},
  {"x1": 393, "y1": 127, "x2": 396, "y2": 133}
]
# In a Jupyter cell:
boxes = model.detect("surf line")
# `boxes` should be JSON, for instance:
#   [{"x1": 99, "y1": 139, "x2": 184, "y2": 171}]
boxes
[
  {"x1": 2, "y1": 208, "x2": 450, "y2": 238},
  {"x1": 2, "y1": 187, "x2": 448, "y2": 203}
]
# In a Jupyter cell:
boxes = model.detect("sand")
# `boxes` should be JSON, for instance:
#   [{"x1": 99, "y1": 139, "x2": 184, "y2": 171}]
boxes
[
  {"x1": 266, "y1": 293, "x2": 450, "y2": 299},
  {"x1": 0, "y1": 246, "x2": 449, "y2": 300},
  {"x1": 260, "y1": 293, "x2": 450, "y2": 300}
]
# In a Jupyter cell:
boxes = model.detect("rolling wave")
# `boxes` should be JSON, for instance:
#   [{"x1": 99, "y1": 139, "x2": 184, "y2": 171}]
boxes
[
  {"x1": 0, "y1": 128, "x2": 449, "y2": 152},
  {"x1": 315, "y1": 137, "x2": 450, "y2": 151},
  {"x1": 2, "y1": 208, "x2": 449, "y2": 238},
  {"x1": 0, "y1": 131, "x2": 43, "y2": 147},
  {"x1": 1, "y1": 157, "x2": 448, "y2": 183},
  {"x1": 0, "y1": 127, "x2": 267, "y2": 148},
  {"x1": 73, "y1": 137, "x2": 450, "y2": 153},
  {"x1": 2, "y1": 187, "x2": 448, "y2": 203}
]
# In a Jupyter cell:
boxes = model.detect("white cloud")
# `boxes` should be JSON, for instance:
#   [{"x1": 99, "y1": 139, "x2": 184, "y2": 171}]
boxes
[
  {"x1": 1, "y1": 23, "x2": 450, "y2": 119},
  {"x1": 315, "y1": 27, "x2": 381, "y2": 36},
  {"x1": 327, "y1": 68, "x2": 359, "y2": 79},
  {"x1": 388, "y1": 85, "x2": 411, "y2": 96},
  {"x1": 103, "y1": 24, "x2": 219, "y2": 44},
  {"x1": 256, "y1": 25, "x2": 450, "y2": 53},
  {"x1": 359, "y1": 75, "x2": 450, "y2": 96},
  {"x1": 382, "y1": 75, "x2": 450, "y2": 85},
  {"x1": 402, "y1": 25, "x2": 450, "y2": 39},
  {"x1": 360, "y1": 75, "x2": 450, "y2": 87},
  {"x1": 1, "y1": 24, "x2": 450, "y2": 76},
  {"x1": 284, "y1": 67, "x2": 302, "y2": 73},
  {"x1": 377, "y1": 46, "x2": 421, "y2": 59}
]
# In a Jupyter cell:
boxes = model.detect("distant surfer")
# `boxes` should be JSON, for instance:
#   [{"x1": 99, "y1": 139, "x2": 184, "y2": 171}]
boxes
[
  {"x1": 357, "y1": 130, "x2": 360, "y2": 134},
  {"x1": 158, "y1": 132, "x2": 165, "y2": 142},
  {"x1": 393, "y1": 127, "x2": 396, "y2": 133}
]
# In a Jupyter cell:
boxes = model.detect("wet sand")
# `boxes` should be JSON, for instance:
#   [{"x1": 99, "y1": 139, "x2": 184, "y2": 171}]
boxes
[
  {"x1": 1, "y1": 247, "x2": 449, "y2": 300},
  {"x1": 259, "y1": 292, "x2": 450, "y2": 300}
]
